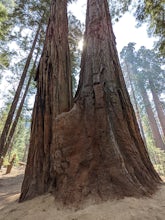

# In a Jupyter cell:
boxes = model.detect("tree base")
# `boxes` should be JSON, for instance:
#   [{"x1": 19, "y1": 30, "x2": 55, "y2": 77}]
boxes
[{"x1": 51, "y1": 101, "x2": 161, "y2": 205}]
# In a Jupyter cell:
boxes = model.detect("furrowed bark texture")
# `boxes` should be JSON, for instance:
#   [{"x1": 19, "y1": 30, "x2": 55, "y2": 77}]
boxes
[
  {"x1": 20, "y1": 0, "x2": 72, "y2": 202},
  {"x1": 51, "y1": 0, "x2": 161, "y2": 205}
]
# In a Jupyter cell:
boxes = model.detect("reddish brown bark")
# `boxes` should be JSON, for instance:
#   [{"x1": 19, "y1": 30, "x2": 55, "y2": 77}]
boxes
[
  {"x1": 50, "y1": 0, "x2": 161, "y2": 205},
  {"x1": 19, "y1": 0, "x2": 72, "y2": 201},
  {"x1": 20, "y1": 0, "x2": 161, "y2": 205}
]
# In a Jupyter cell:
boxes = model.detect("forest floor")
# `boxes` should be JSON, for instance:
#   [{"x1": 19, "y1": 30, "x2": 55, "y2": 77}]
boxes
[{"x1": 0, "y1": 167, "x2": 165, "y2": 220}]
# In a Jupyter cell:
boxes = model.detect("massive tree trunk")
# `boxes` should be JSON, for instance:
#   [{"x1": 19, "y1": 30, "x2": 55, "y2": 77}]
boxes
[
  {"x1": 19, "y1": 0, "x2": 72, "y2": 202},
  {"x1": 20, "y1": 0, "x2": 161, "y2": 205},
  {"x1": 50, "y1": 0, "x2": 161, "y2": 205},
  {"x1": 139, "y1": 83, "x2": 165, "y2": 150},
  {"x1": 0, "y1": 23, "x2": 41, "y2": 157},
  {"x1": 149, "y1": 79, "x2": 165, "y2": 138}
]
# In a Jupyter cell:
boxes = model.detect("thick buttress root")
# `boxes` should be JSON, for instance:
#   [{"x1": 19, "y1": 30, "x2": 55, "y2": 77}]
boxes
[{"x1": 51, "y1": 88, "x2": 161, "y2": 205}]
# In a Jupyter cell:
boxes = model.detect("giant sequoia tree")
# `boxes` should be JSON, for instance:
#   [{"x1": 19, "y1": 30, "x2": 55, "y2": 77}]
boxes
[{"x1": 20, "y1": 0, "x2": 161, "y2": 204}]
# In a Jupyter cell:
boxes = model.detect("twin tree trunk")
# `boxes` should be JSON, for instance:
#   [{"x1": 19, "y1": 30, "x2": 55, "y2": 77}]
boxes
[{"x1": 20, "y1": 0, "x2": 161, "y2": 204}]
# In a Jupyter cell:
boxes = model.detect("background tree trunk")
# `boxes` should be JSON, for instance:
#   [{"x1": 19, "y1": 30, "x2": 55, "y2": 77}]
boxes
[
  {"x1": 149, "y1": 79, "x2": 165, "y2": 138},
  {"x1": 22, "y1": 143, "x2": 29, "y2": 162},
  {"x1": 139, "y1": 83, "x2": 165, "y2": 150},
  {"x1": 50, "y1": 0, "x2": 161, "y2": 205},
  {"x1": 20, "y1": 0, "x2": 72, "y2": 202}
]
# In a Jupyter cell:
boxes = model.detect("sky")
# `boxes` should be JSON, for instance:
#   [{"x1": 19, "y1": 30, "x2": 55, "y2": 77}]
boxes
[{"x1": 68, "y1": 1, "x2": 157, "y2": 53}]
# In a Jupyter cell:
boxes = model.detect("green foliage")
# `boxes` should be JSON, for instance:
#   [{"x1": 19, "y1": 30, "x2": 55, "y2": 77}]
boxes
[
  {"x1": 0, "y1": 3, "x2": 7, "y2": 22},
  {"x1": 108, "y1": 0, "x2": 165, "y2": 55},
  {"x1": 136, "y1": 46, "x2": 165, "y2": 94},
  {"x1": 0, "y1": 104, "x2": 10, "y2": 131},
  {"x1": 9, "y1": 117, "x2": 30, "y2": 162},
  {"x1": 0, "y1": 0, "x2": 15, "y2": 11},
  {"x1": 135, "y1": 0, "x2": 165, "y2": 56},
  {"x1": 0, "y1": 3, "x2": 8, "y2": 68},
  {"x1": 0, "y1": 43, "x2": 10, "y2": 71},
  {"x1": 108, "y1": 0, "x2": 132, "y2": 22},
  {"x1": 0, "y1": 103, "x2": 31, "y2": 162},
  {"x1": 3, "y1": 157, "x2": 10, "y2": 166},
  {"x1": 120, "y1": 42, "x2": 165, "y2": 96},
  {"x1": 0, "y1": 1, "x2": 15, "y2": 73},
  {"x1": 142, "y1": 114, "x2": 165, "y2": 175},
  {"x1": 0, "y1": 1, "x2": 15, "y2": 40}
]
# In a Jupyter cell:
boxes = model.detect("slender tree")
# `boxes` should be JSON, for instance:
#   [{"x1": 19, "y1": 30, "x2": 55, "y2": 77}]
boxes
[{"x1": 149, "y1": 79, "x2": 165, "y2": 138}]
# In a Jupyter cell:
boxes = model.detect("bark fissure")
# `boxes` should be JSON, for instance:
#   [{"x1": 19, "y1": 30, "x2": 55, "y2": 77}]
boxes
[{"x1": 20, "y1": 0, "x2": 72, "y2": 202}]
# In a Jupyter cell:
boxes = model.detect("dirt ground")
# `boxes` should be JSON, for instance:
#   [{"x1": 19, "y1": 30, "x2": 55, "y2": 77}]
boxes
[
  {"x1": 0, "y1": 167, "x2": 165, "y2": 220},
  {"x1": 0, "y1": 167, "x2": 24, "y2": 210}
]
